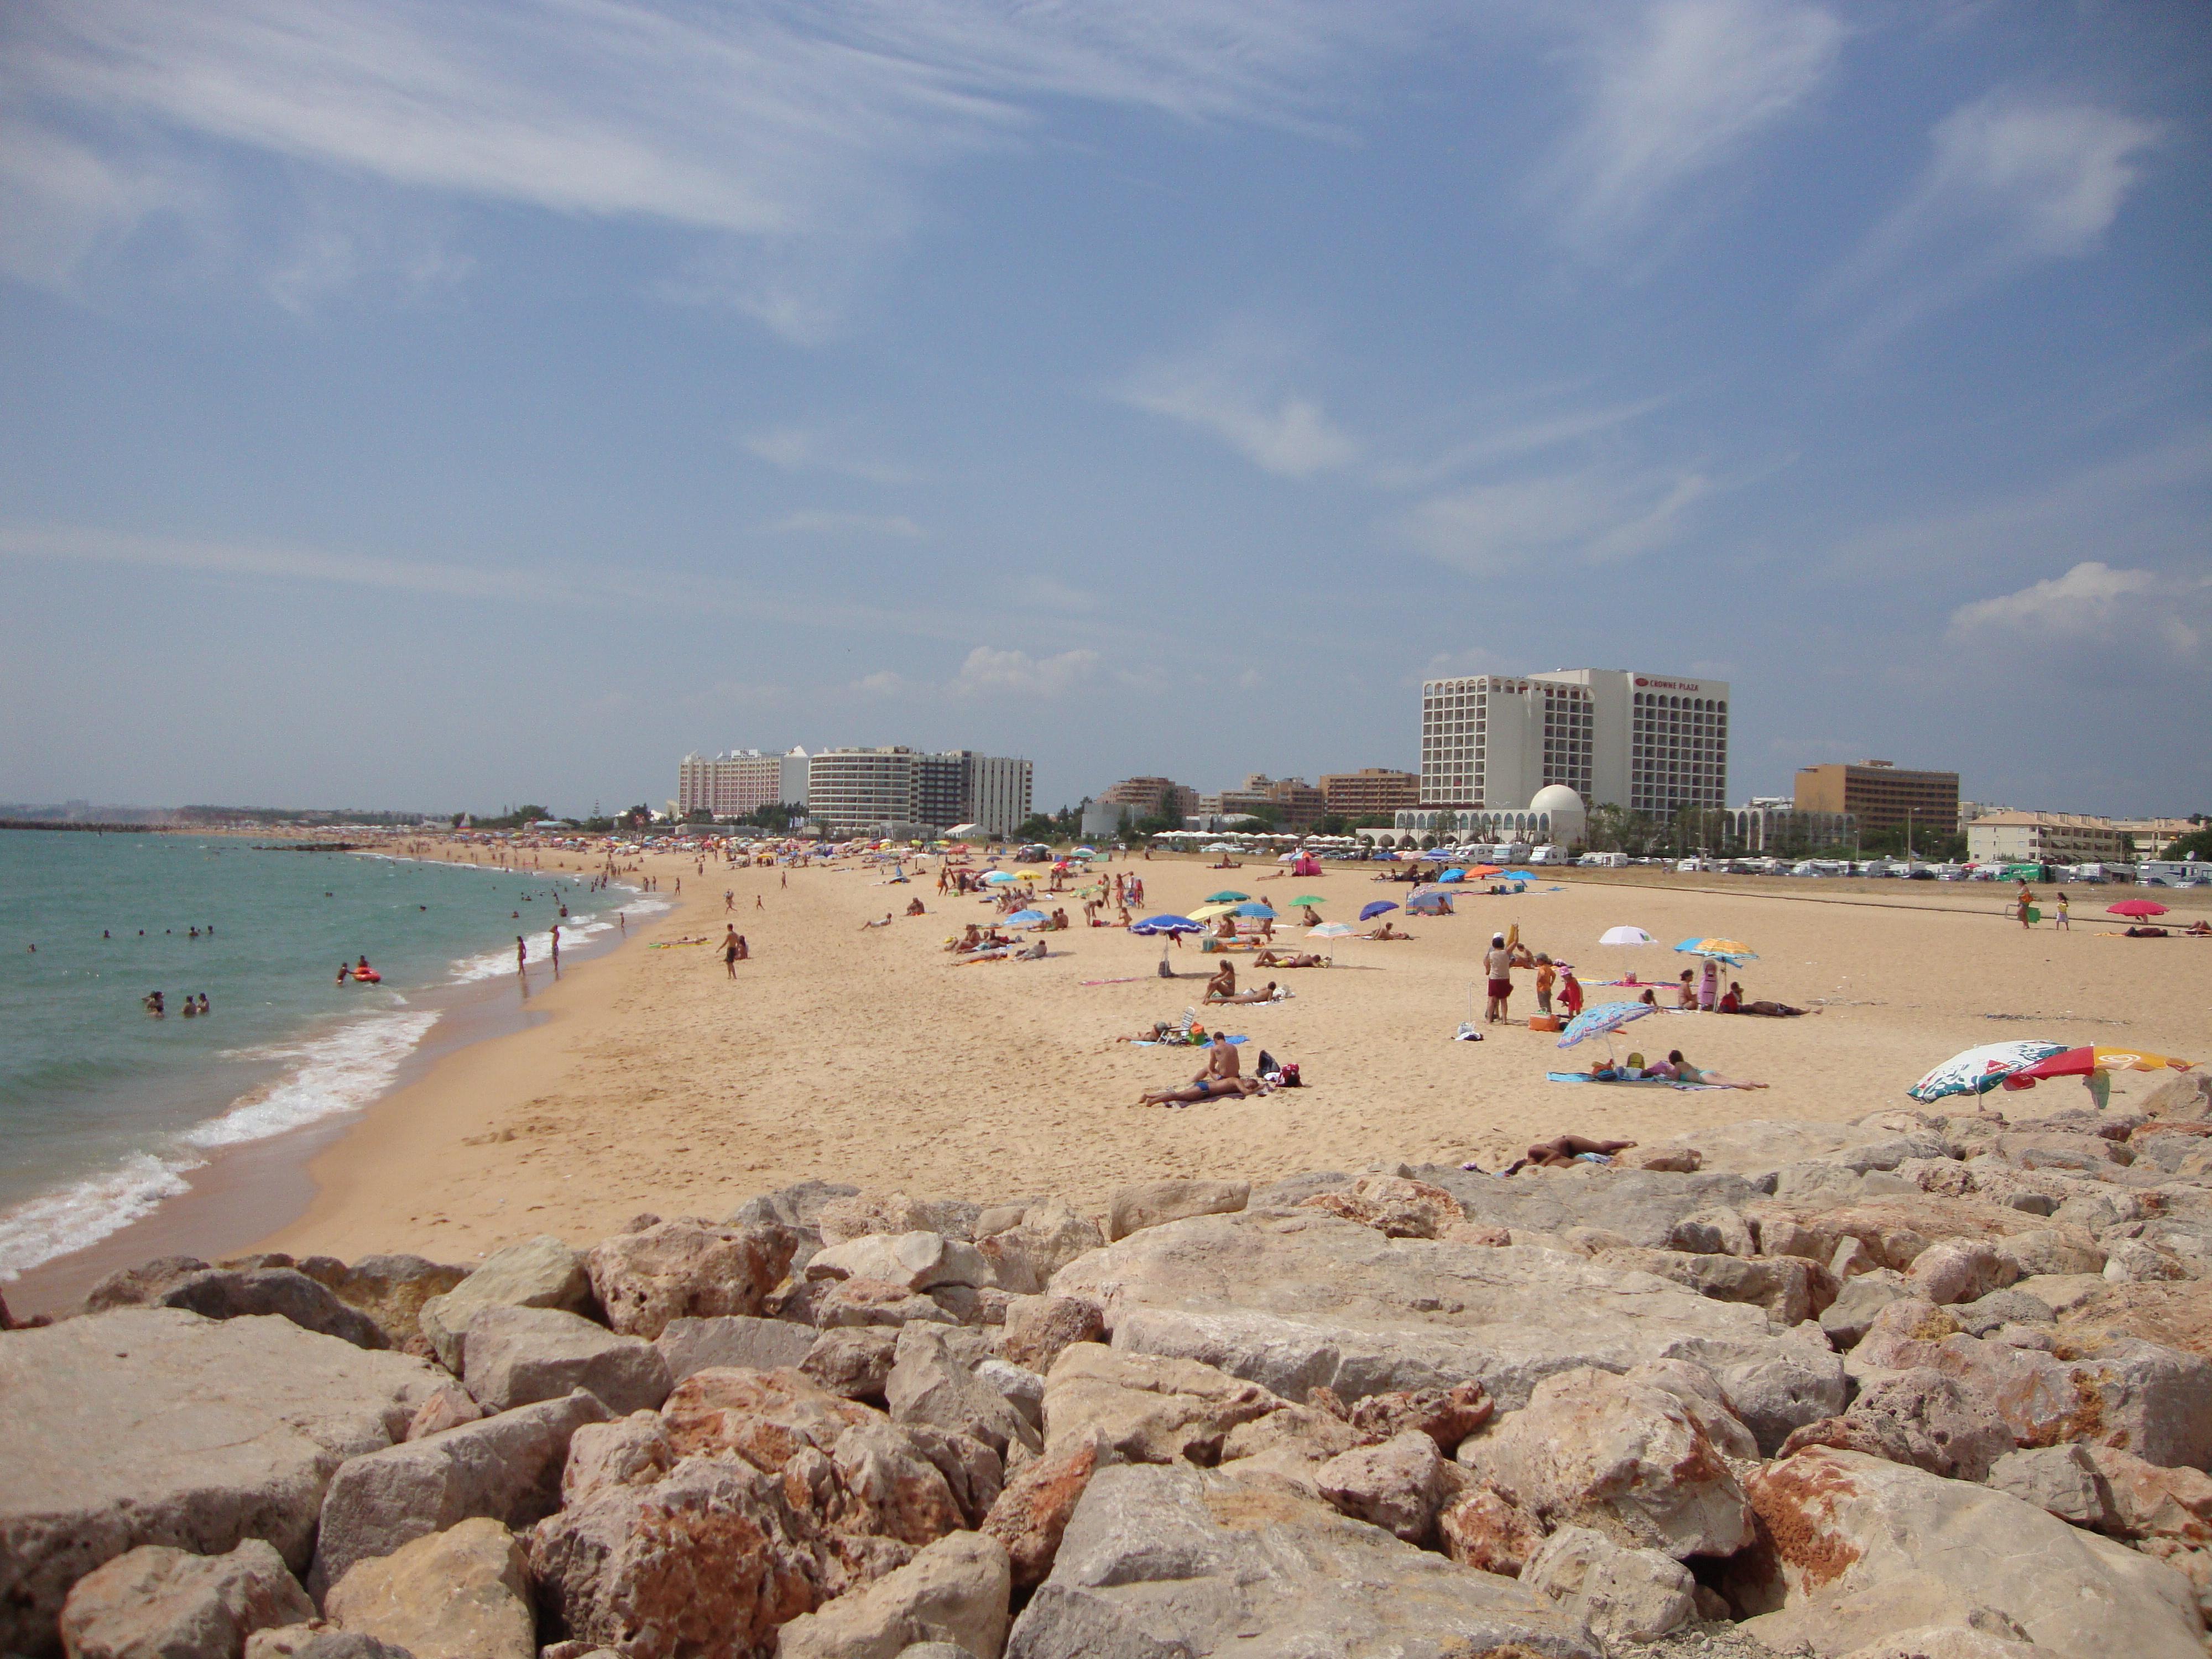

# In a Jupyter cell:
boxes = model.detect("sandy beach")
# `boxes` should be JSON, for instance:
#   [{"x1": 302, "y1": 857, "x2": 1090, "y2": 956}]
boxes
[{"x1": 229, "y1": 846, "x2": 2211, "y2": 1269}]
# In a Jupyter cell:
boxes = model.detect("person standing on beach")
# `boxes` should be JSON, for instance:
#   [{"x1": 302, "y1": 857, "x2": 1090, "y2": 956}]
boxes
[
  {"x1": 723, "y1": 926, "x2": 742, "y2": 977},
  {"x1": 2017, "y1": 886, "x2": 2035, "y2": 929},
  {"x1": 551, "y1": 925, "x2": 561, "y2": 970},
  {"x1": 1484, "y1": 935, "x2": 1515, "y2": 1023},
  {"x1": 2055, "y1": 891, "x2": 2070, "y2": 931},
  {"x1": 517, "y1": 935, "x2": 528, "y2": 972}
]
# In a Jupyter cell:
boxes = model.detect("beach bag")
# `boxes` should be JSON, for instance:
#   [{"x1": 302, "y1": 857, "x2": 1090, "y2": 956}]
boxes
[
  {"x1": 1257, "y1": 1050, "x2": 1278, "y2": 1074},
  {"x1": 1279, "y1": 1063, "x2": 1302, "y2": 1087}
]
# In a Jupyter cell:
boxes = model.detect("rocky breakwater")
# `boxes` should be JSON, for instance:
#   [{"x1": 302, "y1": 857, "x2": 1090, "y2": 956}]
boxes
[{"x1": 2, "y1": 1076, "x2": 2209, "y2": 1658}]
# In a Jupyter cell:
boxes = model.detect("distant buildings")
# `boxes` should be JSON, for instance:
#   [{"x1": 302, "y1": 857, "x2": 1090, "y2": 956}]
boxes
[
  {"x1": 677, "y1": 749, "x2": 812, "y2": 818},
  {"x1": 1319, "y1": 768, "x2": 1418, "y2": 816},
  {"x1": 1965, "y1": 811, "x2": 2133, "y2": 866},
  {"x1": 1198, "y1": 774, "x2": 1326, "y2": 831},
  {"x1": 1724, "y1": 796, "x2": 1857, "y2": 854},
  {"x1": 1795, "y1": 761, "x2": 1958, "y2": 840},
  {"x1": 1097, "y1": 776, "x2": 1199, "y2": 821},
  {"x1": 2112, "y1": 818, "x2": 2198, "y2": 861},
  {"x1": 679, "y1": 746, "x2": 1031, "y2": 837}
]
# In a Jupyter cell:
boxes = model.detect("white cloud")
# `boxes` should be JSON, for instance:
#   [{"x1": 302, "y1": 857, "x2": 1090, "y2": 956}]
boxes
[
  {"x1": 0, "y1": 114, "x2": 192, "y2": 289},
  {"x1": 1948, "y1": 562, "x2": 2207, "y2": 661},
  {"x1": 1398, "y1": 466, "x2": 1712, "y2": 575},
  {"x1": 2, "y1": 0, "x2": 1405, "y2": 316},
  {"x1": 1543, "y1": 0, "x2": 1843, "y2": 248},
  {"x1": 1827, "y1": 93, "x2": 2162, "y2": 341},
  {"x1": 950, "y1": 645, "x2": 1100, "y2": 698},
  {"x1": 758, "y1": 510, "x2": 925, "y2": 538},
  {"x1": 1114, "y1": 331, "x2": 1359, "y2": 477},
  {"x1": 851, "y1": 669, "x2": 909, "y2": 696},
  {"x1": 741, "y1": 427, "x2": 916, "y2": 486}
]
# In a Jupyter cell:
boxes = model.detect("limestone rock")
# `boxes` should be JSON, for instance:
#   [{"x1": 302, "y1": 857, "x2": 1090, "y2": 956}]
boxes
[
  {"x1": 1344, "y1": 1380, "x2": 1493, "y2": 1448},
  {"x1": 1666, "y1": 1207, "x2": 1757, "y2": 1258},
  {"x1": 78, "y1": 1254, "x2": 213, "y2": 1312},
  {"x1": 244, "y1": 1629, "x2": 415, "y2": 1659},
  {"x1": 661, "y1": 1366, "x2": 878, "y2": 1472},
  {"x1": 1598, "y1": 1245, "x2": 1833, "y2": 1327},
  {"x1": 1710, "y1": 1324, "x2": 1850, "y2": 1457},
  {"x1": 1437, "y1": 1483, "x2": 1546, "y2": 1576},
  {"x1": 1907, "y1": 1241, "x2": 2017, "y2": 1306},
  {"x1": 773, "y1": 1531, "x2": 1010, "y2": 1659},
  {"x1": 298, "y1": 1256, "x2": 469, "y2": 1349},
  {"x1": 528, "y1": 1454, "x2": 821, "y2": 1659},
  {"x1": 817, "y1": 1193, "x2": 982, "y2": 1248},
  {"x1": 972, "y1": 1205, "x2": 1105, "y2": 1297},
  {"x1": 324, "y1": 1519, "x2": 533, "y2": 1659},
  {"x1": 1834, "y1": 1630, "x2": 2042, "y2": 1659},
  {"x1": 1297, "y1": 1176, "x2": 1465, "y2": 1239},
  {"x1": 312, "y1": 1389, "x2": 610, "y2": 1597},
  {"x1": 1003, "y1": 1462, "x2": 1600, "y2": 1659},
  {"x1": 1950, "y1": 1286, "x2": 2054, "y2": 1338},
  {"x1": 1427, "y1": 1166, "x2": 1770, "y2": 1250},
  {"x1": 886, "y1": 1325, "x2": 1042, "y2": 1458},
  {"x1": 1776, "y1": 1368, "x2": 2012, "y2": 1482},
  {"x1": 1621, "y1": 1358, "x2": 1762, "y2": 1462},
  {"x1": 807, "y1": 1235, "x2": 994, "y2": 1295},
  {"x1": 823, "y1": 1420, "x2": 964, "y2": 1547},
  {"x1": 1522, "y1": 1524, "x2": 1695, "y2": 1645},
  {"x1": 418, "y1": 1238, "x2": 593, "y2": 1371},
  {"x1": 1, "y1": 1308, "x2": 440, "y2": 1657},
  {"x1": 1653, "y1": 1119, "x2": 1944, "y2": 1181},
  {"x1": 1987, "y1": 1444, "x2": 2116, "y2": 1529},
  {"x1": 137, "y1": 1269, "x2": 390, "y2": 1350},
  {"x1": 58, "y1": 1540, "x2": 315, "y2": 1659},
  {"x1": 1737, "y1": 1447, "x2": 2204, "y2": 1659},
  {"x1": 564, "y1": 1412, "x2": 677, "y2": 1507},
  {"x1": 992, "y1": 1297, "x2": 1103, "y2": 1375},
  {"x1": 1104, "y1": 1179, "x2": 1249, "y2": 1241},
  {"x1": 403, "y1": 1386, "x2": 483, "y2": 1441},
  {"x1": 1040, "y1": 1344, "x2": 1283, "y2": 1464},
  {"x1": 1996, "y1": 1229, "x2": 2106, "y2": 1279},
  {"x1": 460, "y1": 1306, "x2": 671, "y2": 1416},
  {"x1": 658, "y1": 1316, "x2": 817, "y2": 1385},
  {"x1": 2106, "y1": 1237, "x2": 2194, "y2": 1284},
  {"x1": 588, "y1": 1221, "x2": 799, "y2": 1340},
  {"x1": 1315, "y1": 1429, "x2": 1455, "y2": 1544},
  {"x1": 732, "y1": 1180, "x2": 860, "y2": 1234},
  {"x1": 1050, "y1": 1207, "x2": 1840, "y2": 1428},
  {"x1": 981, "y1": 1436, "x2": 1104, "y2": 1589},
  {"x1": 802, "y1": 1329, "x2": 901, "y2": 1404},
  {"x1": 1821, "y1": 1270, "x2": 1910, "y2": 1348},
  {"x1": 2085, "y1": 1445, "x2": 2212, "y2": 1544},
  {"x1": 1456, "y1": 1365, "x2": 1751, "y2": 1558},
  {"x1": 1218, "y1": 1402, "x2": 1365, "y2": 1468}
]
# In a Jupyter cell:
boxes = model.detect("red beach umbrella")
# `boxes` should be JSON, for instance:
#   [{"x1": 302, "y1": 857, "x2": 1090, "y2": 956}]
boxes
[{"x1": 2107, "y1": 899, "x2": 2168, "y2": 919}]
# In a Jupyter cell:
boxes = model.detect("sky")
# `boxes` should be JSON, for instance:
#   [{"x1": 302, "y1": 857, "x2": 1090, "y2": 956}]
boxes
[{"x1": 1, "y1": 0, "x2": 2208, "y2": 820}]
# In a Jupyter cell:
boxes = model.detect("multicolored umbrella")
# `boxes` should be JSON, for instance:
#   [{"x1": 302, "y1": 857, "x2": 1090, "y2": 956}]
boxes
[
  {"x1": 1131, "y1": 915, "x2": 1201, "y2": 935},
  {"x1": 1308, "y1": 922, "x2": 1355, "y2": 938},
  {"x1": 2108, "y1": 900, "x2": 2169, "y2": 919},
  {"x1": 1676, "y1": 937, "x2": 1758, "y2": 964},
  {"x1": 1206, "y1": 890, "x2": 1251, "y2": 904},
  {"x1": 1359, "y1": 900, "x2": 1400, "y2": 921},
  {"x1": 1557, "y1": 1001, "x2": 1656, "y2": 1049},
  {"x1": 1907, "y1": 1040, "x2": 2072, "y2": 1103},
  {"x1": 1599, "y1": 925, "x2": 1654, "y2": 946},
  {"x1": 2013, "y1": 1045, "x2": 2193, "y2": 1081}
]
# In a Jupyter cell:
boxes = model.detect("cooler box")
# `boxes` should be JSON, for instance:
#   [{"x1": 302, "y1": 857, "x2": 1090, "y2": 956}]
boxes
[{"x1": 1528, "y1": 1014, "x2": 1563, "y2": 1033}]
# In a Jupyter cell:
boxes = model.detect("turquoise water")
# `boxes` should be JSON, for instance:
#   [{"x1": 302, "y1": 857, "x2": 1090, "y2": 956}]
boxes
[{"x1": 0, "y1": 831, "x2": 645, "y2": 1279}]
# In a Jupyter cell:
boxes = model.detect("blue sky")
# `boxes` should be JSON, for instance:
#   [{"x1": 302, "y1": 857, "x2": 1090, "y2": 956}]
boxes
[{"x1": 2, "y1": 0, "x2": 2206, "y2": 818}]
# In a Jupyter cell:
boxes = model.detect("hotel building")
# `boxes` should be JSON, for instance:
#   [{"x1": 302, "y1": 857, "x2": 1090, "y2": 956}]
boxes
[
  {"x1": 1319, "y1": 768, "x2": 1420, "y2": 816},
  {"x1": 1417, "y1": 669, "x2": 1729, "y2": 818},
  {"x1": 676, "y1": 748, "x2": 811, "y2": 818},
  {"x1": 803, "y1": 748, "x2": 1033, "y2": 838},
  {"x1": 1795, "y1": 761, "x2": 1959, "y2": 839},
  {"x1": 1965, "y1": 812, "x2": 2133, "y2": 867}
]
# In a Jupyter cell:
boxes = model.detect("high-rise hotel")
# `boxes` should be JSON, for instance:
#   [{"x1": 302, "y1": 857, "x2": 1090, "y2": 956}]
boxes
[{"x1": 1418, "y1": 668, "x2": 1729, "y2": 820}]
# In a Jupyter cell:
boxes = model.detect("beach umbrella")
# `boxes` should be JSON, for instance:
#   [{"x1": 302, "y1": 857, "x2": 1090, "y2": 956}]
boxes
[
  {"x1": 980, "y1": 870, "x2": 1018, "y2": 885},
  {"x1": 1234, "y1": 902, "x2": 1277, "y2": 919},
  {"x1": 1907, "y1": 1040, "x2": 2072, "y2": 1103},
  {"x1": 1289, "y1": 895, "x2": 1326, "y2": 910},
  {"x1": 2013, "y1": 1045, "x2": 2193, "y2": 1081},
  {"x1": 1437, "y1": 869, "x2": 1465, "y2": 883},
  {"x1": 1557, "y1": 1001, "x2": 1656, "y2": 1049},
  {"x1": 1359, "y1": 900, "x2": 1400, "y2": 921},
  {"x1": 1188, "y1": 902, "x2": 1237, "y2": 921},
  {"x1": 1504, "y1": 870, "x2": 1536, "y2": 882},
  {"x1": 1131, "y1": 914, "x2": 1201, "y2": 935},
  {"x1": 1599, "y1": 926, "x2": 1654, "y2": 946},
  {"x1": 1005, "y1": 908, "x2": 1047, "y2": 926},
  {"x1": 1308, "y1": 922, "x2": 1355, "y2": 938},
  {"x1": 1464, "y1": 865, "x2": 1503, "y2": 879},
  {"x1": 1206, "y1": 890, "x2": 1251, "y2": 903},
  {"x1": 1675, "y1": 937, "x2": 1759, "y2": 964},
  {"x1": 2107, "y1": 900, "x2": 2169, "y2": 919}
]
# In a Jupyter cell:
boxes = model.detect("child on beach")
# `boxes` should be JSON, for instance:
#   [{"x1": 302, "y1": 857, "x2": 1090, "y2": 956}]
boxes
[
  {"x1": 1559, "y1": 968, "x2": 1584, "y2": 1019},
  {"x1": 1535, "y1": 956, "x2": 1556, "y2": 1015}
]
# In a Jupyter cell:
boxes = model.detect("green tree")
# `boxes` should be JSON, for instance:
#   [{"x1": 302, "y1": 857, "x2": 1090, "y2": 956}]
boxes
[
  {"x1": 1014, "y1": 813, "x2": 1060, "y2": 844},
  {"x1": 2160, "y1": 821, "x2": 2212, "y2": 861}
]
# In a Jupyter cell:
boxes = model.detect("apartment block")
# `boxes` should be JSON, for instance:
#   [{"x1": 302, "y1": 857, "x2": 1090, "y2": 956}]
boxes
[
  {"x1": 1796, "y1": 761, "x2": 1959, "y2": 839},
  {"x1": 1319, "y1": 768, "x2": 1419, "y2": 816},
  {"x1": 802, "y1": 747, "x2": 1033, "y2": 838},
  {"x1": 1966, "y1": 812, "x2": 2133, "y2": 866},
  {"x1": 676, "y1": 748, "x2": 811, "y2": 817}
]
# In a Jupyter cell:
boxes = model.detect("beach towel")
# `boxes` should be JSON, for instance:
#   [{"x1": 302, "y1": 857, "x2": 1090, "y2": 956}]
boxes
[
  {"x1": 1080, "y1": 976, "x2": 1147, "y2": 985},
  {"x1": 1131, "y1": 1034, "x2": 1247, "y2": 1047},
  {"x1": 1546, "y1": 1071, "x2": 1731, "y2": 1091}
]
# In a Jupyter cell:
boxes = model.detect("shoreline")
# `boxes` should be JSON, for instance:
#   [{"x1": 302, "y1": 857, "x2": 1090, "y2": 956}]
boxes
[{"x1": 2, "y1": 844, "x2": 666, "y2": 1317}]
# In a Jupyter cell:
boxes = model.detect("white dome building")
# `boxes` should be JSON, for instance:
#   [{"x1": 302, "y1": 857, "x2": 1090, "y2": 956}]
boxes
[{"x1": 1529, "y1": 784, "x2": 1588, "y2": 848}]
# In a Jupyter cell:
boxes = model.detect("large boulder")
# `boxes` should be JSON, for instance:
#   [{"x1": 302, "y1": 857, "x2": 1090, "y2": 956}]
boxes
[
  {"x1": 1051, "y1": 1208, "x2": 1842, "y2": 1427},
  {"x1": 1411, "y1": 1166, "x2": 1769, "y2": 1250},
  {"x1": 1105, "y1": 1180, "x2": 1248, "y2": 1241},
  {"x1": 418, "y1": 1237, "x2": 594, "y2": 1371},
  {"x1": 324, "y1": 1519, "x2": 533, "y2": 1659},
  {"x1": 1522, "y1": 1525, "x2": 1695, "y2": 1646},
  {"x1": 993, "y1": 1297, "x2": 1103, "y2": 1376},
  {"x1": 816, "y1": 1193, "x2": 981, "y2": 1248},
  {"x1": 731, "y1": 1180, "x2": 860, "y2": 1233},
  {"x1": 312, "y1": 1390, "x2": 610, "y2": 1595},
  {"x1": 57, "y1": 1540, "x2": 315, "y2": 1659},
  {"x1": 1004, "y1": 1462, "x2": 1599, "y2": 1658},
  {"x1": 772, "y1": 1531, "x2": 1010, "y2": 1659},
  {"x1": 1856, "y1": 1300, "x2": 2212, "y2": 1469},
  {"x1": 660, "y1": 1367, "x2": 878, "y2": 1472},
  {"x1": 1595, "y1": 1245, "x2": 1833, "y2": 1327},
  {"x1": 1040, "y1": 1344, "x2": 1283, "y2": 1464},
  {"x1": 1736, "y1": 1448, "x2": 2205, "y2": 1659},
  {"x1": 1988, "y1": 1444, "x2": 2117, "y2": 1529},
  {"x1": 1649, "y1": 1120, "x2": 1945, "y2": 1181},
  {"x1": 1314, "y1": 1430, "x2": 1457, "y2": 1544},
  {"x1": 980, "y1": 1436, "x2": 1104, "y2": 1589},
  {"x1": 460, "y1": 1306, "x2": 671, "y2": 1416},
  {"x1": 587, "y1": 1220, "x2": 797, "y2": 1340},
  {"x1": 298, "y1": 1255, "x2": 469, "y2": 1349},
  {"x1": 806, "y1": 1235, "x2": 994, "y2": 1295},
  {"x1": 528, "y1": 1455, "x2": 821, "y2": 1659},
  {"x1": 885, "y1": 1326, "x2": 1042, "y2": 1459},
  {"x1": 0, "y1": 1309, "x2": 441, "y2": 1657},
  {"x1": 1779, "y1": 1368, "x2": 2012, "y2": 1482},
  {"x1": 1456, "y1": 1365, "x2": 1752, "y2": 1558},
  {"x1": 134, "y1": 1269, "x2": 390, "y2": 1350},
  {"x1": 656, "y1": 1316, "x2": 816, "y2": 1385},
  {"x1": 973, "y1": 1204, "x2": 1105, "y2": 1297},
  {"x1": 2085, "y1": 1444, "x2": 2212, "y2": 1545}
]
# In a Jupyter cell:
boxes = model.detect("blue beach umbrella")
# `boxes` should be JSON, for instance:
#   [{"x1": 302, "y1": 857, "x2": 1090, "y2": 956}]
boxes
[
  {"x1": 1436, "y1": 868, "x2": 1465, "y2": 883},
  {"x1": 1131, "y1": 915, "x2": 1201, "y2": 935},
  {"x1": 1557, "y1": 1001, "x2": 1657, "y2": 1049},
  {"x1": 1005, "y1": 909, "x2": 1047, "y2": 926},
  {"x1": 1674, "y1": 936, "x2": 1757, "y2": 966},
  {"x1": 1233, "y1": 902, "x2": 1277, "y2": 918},
  {"x1": 1504, "y1": 870, "x2": 1535, "y2": 881},
  {"x1": 1359, "y1": 901, "x2": 1399, "y2": 921}
]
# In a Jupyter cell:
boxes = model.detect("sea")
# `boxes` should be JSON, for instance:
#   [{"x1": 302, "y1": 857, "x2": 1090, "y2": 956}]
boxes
[{"x1": 0, "y1": 829, "x2": 656, "y2": 1283}]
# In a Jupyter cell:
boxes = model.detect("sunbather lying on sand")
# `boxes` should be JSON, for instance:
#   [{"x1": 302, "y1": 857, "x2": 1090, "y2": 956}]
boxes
[
  {"x1": 1254, "y1": 950, "x2": 1328, "y2": 968},
  {"x1": 1138, "y1": 1075, "x2": 1267, "y2": 1107},
  {"x1": 1719, "y1": 981, "x2": 1818, "y2": 1016},
  {"x1": 1359, "y1": 922, "x2": 1408, "y2": 940},
  {"x1": 1206, "y1": 980, "x2": 1282, "y2": 1004},
  {"x1": 1651, "y1": 1049, "x2": 1767, "y2": 1089},
  {"x1": 1506, "y1": 1134, "x2": 1637, "y2": 1173}
]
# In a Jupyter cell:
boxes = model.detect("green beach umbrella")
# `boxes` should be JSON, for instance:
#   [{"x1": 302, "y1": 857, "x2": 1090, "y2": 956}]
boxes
[
  {"x1": 1205, "y1": 889, "x2": 1251, "y2": 903},
  {"x1": 1289, "y1": 895, "x2": 1326, "y2": 909}
]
